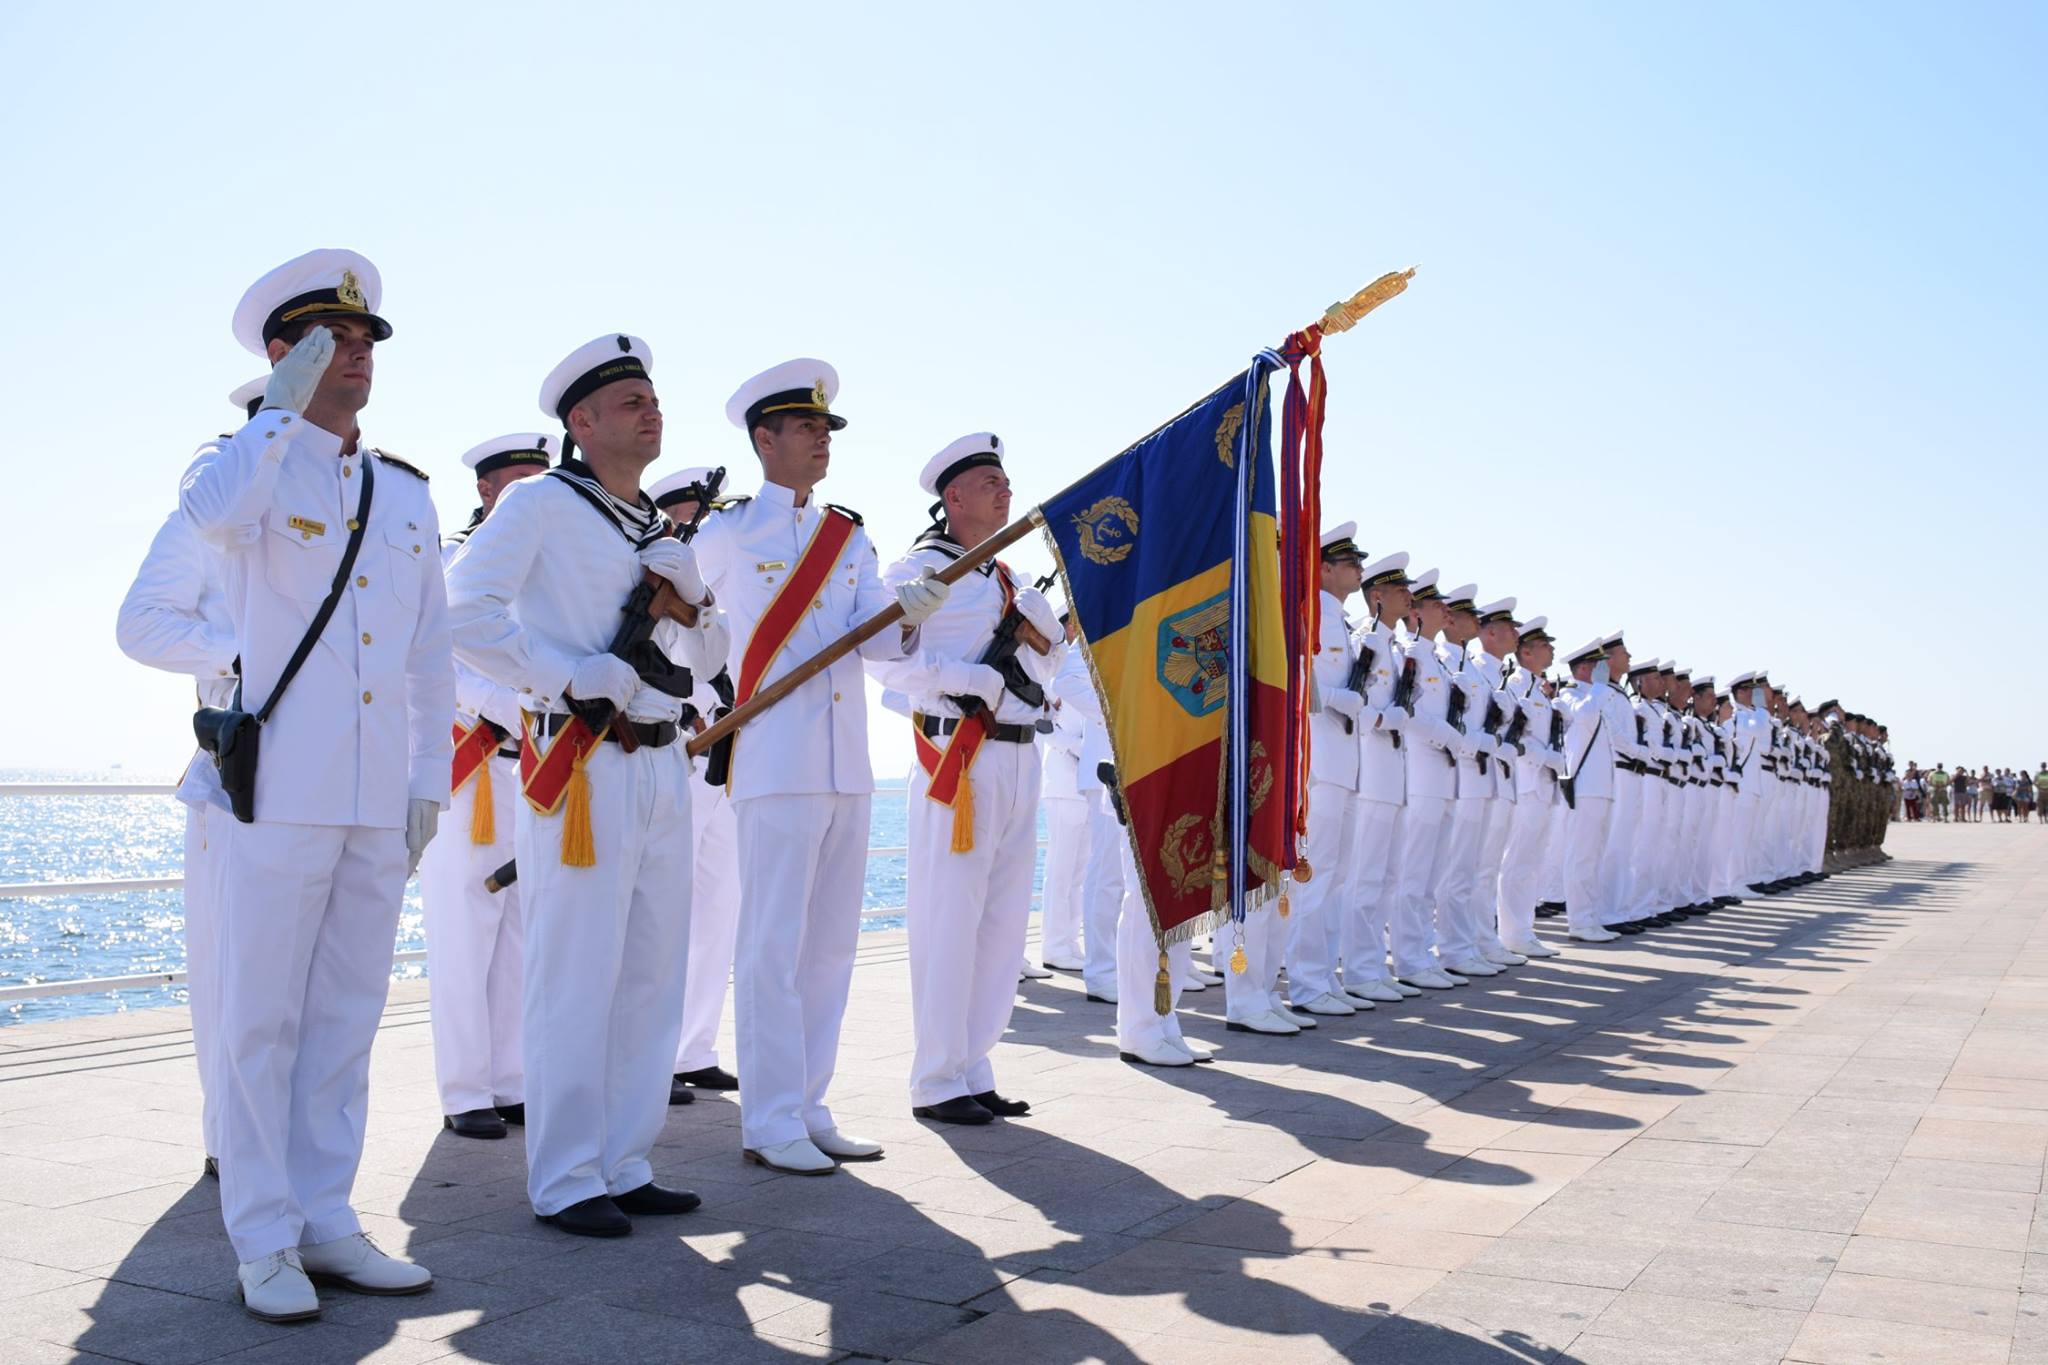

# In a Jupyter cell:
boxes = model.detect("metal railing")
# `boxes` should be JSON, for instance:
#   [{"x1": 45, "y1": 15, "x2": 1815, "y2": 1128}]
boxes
[{"x1": 0, "y1": 783, "x2": 1039, "y2": 1004}]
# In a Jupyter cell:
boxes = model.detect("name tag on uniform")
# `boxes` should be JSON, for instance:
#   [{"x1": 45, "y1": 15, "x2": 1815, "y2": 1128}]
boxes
[
  {"x1": 288, "y1": 515, "x2": 326, "y2": 538},
  {"x1": 755, "y1": 560, "x2": 787, "y2": 572}
]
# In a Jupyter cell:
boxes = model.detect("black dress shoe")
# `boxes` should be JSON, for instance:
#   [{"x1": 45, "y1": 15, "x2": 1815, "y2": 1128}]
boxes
[
  {"x1": 666, "y1": 1078, "x2": 698, "y2": 1106},
  {"x1": 1084, "y1": 993, "x2": 1116, "y2": 1004},
  {"x1": 1716, "y1": 896, "x2": 1742, "y2": 906},
  {"x1": 495, "y1": 1103, "x2": 525, "y2": 1126},
  {"x1": 971, "y1": 1091, "x2": 1030, "y2": 1117},
  {"x1": 203, "y1": 1156, "x2": 219, "y2": 1180},
  {"x1": 912, "y1": 1096, "x2": 995, "y2": 1125},
  {"x1": 444, "y1": 1108, "x2": 509, "y2": 1140},
  {"x1": 613, "y1": 1182, "x2": 701, "y2": 1216},
  {"x1": 674, "y1": 1066, "x2": 738, "y2": 1091},
  {"x1": 1747, "y1": 883, "x2": 1770, "y2": 894},
  {"x1": 1614, "y1": 922, "x2": 1645, "y2": 935},
  {"x1": 538, "y1": 1194, "x2": 631, "y2": 1237}
]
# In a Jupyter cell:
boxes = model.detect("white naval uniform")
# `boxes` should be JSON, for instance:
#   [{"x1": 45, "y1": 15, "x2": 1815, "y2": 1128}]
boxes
[
  {"x1": 690, "y1": 482, "x2": 910, "y2": 1153},
  {"x1": 1431, "y1": 645, "x2": 1496, "y2": 966},
  {"x1": 1114, "y1": 830, "x2": 1195, "y2": 1056},
  {"x1": 1598, "y1": 693, "x2": 1651, "y2": 927},
  {"x1": 871, "y1": 538, "x2": 1055, "y2": 1109},
  {"x1": 1339, "y1": 617, "x2": 1407, "y2": 991},
  {"x1": 1495, "y1": 669, "x2": 1564, "y2": 949},
  {"x1": 445, "y1": 470, "x2": 728, "y2": 1215},
  {"x1": 1559, "y1": 680, "x2": 1625, "y2": 936},
  {"x1": 1069, "y1": 684, "x2": 1125, "y2": 1001},
  {"x1": 116, "y1": 510, "x2": 240, "y2": 1163},
  {"x1": 1386, "y1": 633, "x2": 1461, "y2": 979},
  {"x1": 1284, "y1": 590, "x2": 1362, "y2": 1006},
  {"x1": 179, "y1": 413, "x2": 453, "y2": 1262},
  {"x1": 1037, "y1": 663, "x2": 1090, "y2": 969},
  {"x1": 1728, "y1": 703, "x2": 1770, "y2": 890},
  {"x1": 1631, "y1": 701, "x2": 1679, "y2": 917},
  {"x1": 1463, "y1": 652, "x2": 1516, "y2": 961},
  {"x1": 674, "y1": 674, "x2": 741, "y2": 1079},
  {"x1": 417, "y1": 530, "x2": 526, "y2": 1118}
]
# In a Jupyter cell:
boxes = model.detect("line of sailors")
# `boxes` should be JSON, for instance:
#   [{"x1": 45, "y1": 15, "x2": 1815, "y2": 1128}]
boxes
[{"x1": 114, "y1": 247, "x2": 1895, "y2": 1325}]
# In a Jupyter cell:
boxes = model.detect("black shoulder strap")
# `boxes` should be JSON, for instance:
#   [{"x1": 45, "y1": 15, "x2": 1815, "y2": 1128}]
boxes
[{"x1": 251, "y1": 457, "x2": 375, "y2": 724}]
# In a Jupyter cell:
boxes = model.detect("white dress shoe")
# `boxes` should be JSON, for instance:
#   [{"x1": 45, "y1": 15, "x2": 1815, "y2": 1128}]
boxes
[
  {"x1": 1569, "y1": 927, "x2": 1620, "y2": 943},
  {"x1": 1402, "y1": 968, "x2": 1459, "y2": 990},
  {"x1": 1018, "y1": 961, "x2": 1054, "y2": 980},
  {"x1": 1390, "y1": 978, "x2": 1423, "y2": 996},
  {"x1": 1505, "y1": 939, "x2": 1561, "y2": 958},
  {"x1": 1189, "y1": 968, "x2": 1224, "y2": 986},
  {"x1": 1084, "y1": 984, "x2": 1119, "y2": 1004},
  {"x1": 239, "y1": 1249, "x2": 320, "y2": 1323},
  {"x1": 1173, "y1": 1036, "x2": 1217, "y2": 1062},
  {"x1": 1042, "y1": 955, "x2": 1085, "y2": 971},
  {"x1": 1225, "y1": 1009, "x2": 1301, "y2": 1035},
  {"x1": 1346, "y1": 978, "x2": 1407, "y2": 1004},
  {"x1": 1446, "y1": 958, "x2": 1501, "y2": 977},
  {"x1": 1120, "y1": 1039, "x2": 1194, "y2": 1066},
  {"x1": 1481, "y1": 946, "x2": 1527, "y2": 966},
  {"x1": 298, "y1": 1233, "x2": 431, "y2": 1296},
  {"x1": 1274, "y1": 1003, "x2": 1318, "y2": 1029},
  {"x1": 1177, "y1": 975, "x2": 1208, "y2": 992},
  {"x1": 1296, "y1": 992, "x2": 1361, "y2": 1016},
  {"x1": 744, "y1": 1136, "x2": 837, "y2": 1175},
  {"x1": 809, "y1": 1127, "x2": 884, "y2": 1161}
]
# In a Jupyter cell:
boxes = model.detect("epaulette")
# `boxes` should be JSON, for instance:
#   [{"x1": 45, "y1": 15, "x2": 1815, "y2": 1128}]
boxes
[
  {"x1": 708, "y1": 495, "x2": 751, "y2": 513},
  {"x1": 824, "y1": 502, "x2": 864, "y2": 526},
  {"x1": 372, "y1": 449, "x2": 430, "y2": 481}
]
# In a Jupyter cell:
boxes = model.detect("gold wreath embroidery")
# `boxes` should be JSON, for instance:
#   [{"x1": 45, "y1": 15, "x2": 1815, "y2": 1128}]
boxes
[
  {"x1": 1072, "y1": 495, "x2": 1138, "y2": 565},
  {"x1": 1247, "y1": 740, "x2": 1274, "y2": 813},
  {"x1": 1158, "y1": 812, "x2": 1215, "y2": 896},
  {"x1": 1215, "y1": 403, "x2": 1244, "y2": 469}
]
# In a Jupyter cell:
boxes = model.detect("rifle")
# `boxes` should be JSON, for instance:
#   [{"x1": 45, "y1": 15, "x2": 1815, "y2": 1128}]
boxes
[
  {"x1": 1501, "y1": 704, "x2": 1529, "y2": 753},
  {"x1": 1386, "y1": 655, "x2": 1416, "y2": 749},
  {"x1": 947, "y1": 592, "x2": 1055, "y2": 720},
  {"x1": 1478, "y1": 695, "x2": 1505, "y2": 775},
  {"x1": 1443, "y1": 679, "x2": 1467, "y2": 770},
  {"x1": 697, "y1": 668, "x2": 740, "y2": 788},
  {"x1": 573, "y1": 526, "x2": 706, "y2": 754},
  {"x1": 485, "y1": 857, "x2": 517, "y2": 894},
  {"x1": 1097, "y1": 761, "x2": 1128, "y2": 826},
  {"x1": 1336, "y1": 638, "x2": 1375, "y2": 736}
]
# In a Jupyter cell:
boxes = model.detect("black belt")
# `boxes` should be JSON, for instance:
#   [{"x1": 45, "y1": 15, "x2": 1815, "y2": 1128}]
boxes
[
  {"x1": 919, "y1": 714, "x2": 1036, "y2": 744},
  {"x1": 495, "y1": 743, "x2": 522, "y2": 760},
  {"x1": 534, "y1": 712, "x2": 680, "y2": 749}
]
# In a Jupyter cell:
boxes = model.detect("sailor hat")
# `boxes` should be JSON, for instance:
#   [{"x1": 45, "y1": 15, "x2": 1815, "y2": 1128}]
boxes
[
  {"x1": 647, "y1": 465, "x2": 726, "y2": 514},
  {"x1": 1565, "y1": 635, "x2": 1608, "y2": 665},
  {"x1": 1517, "y1": 615, "x2": 1552, "y2": 643},
  {"x1": 1692, "y1": 674, "x2": 1716, "y2": 690},
  {"x1": 922, "y1": 433, "x2": 1004, "y2": 497},
  {"x1": 229, "y1": 376, "x2": 267, "y2": 417},
  {"x1": 1360, "y1": 551, "x2": 1410, "y2": 589},
  {"x1": 233, "y1": 249, "x2": 389, "y2": 357},
  {"x1": 1660, "y1": 661, "x2": 1681, "y2": 676},
  {"x1": 1320, "y1": 522, "x2": 1364, "y2": 563},
  {"x1": 1409, "y1": 567, "x2": 1442, "y2": 601},
  {"x1": 726, "y1": 358, "x2": 845, "y2": 432},
  {"x1": 1476, "y1": 596, "x2": 1517, "y2": 627},
  {"x1": 1728, "y1": 670, "x2": 1757, "y2": 688},
  {"x1": 541, "y1": 334, "x2": 653, "y2": 423},
  {"x1": 1628, "y1": 656, "x2": 1659, "y2": 677},
  {"x1": 1441, "y1": 584, "x2": 1479, "y2": 614},
  {"x1": 1815, "y1": 698, "x2": 1840, "y2": 714},
  {"x1": 1601, "y1": 630, "x2": 1627, "y2": 652},
  {"x1": 462, "y1": 433, "x2": 555, "y2": 479}
]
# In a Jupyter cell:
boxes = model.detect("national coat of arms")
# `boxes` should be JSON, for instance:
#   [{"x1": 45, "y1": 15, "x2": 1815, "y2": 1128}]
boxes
[{"x1": 1158, "y1": 593, "x2": 1229, "y2": 716}]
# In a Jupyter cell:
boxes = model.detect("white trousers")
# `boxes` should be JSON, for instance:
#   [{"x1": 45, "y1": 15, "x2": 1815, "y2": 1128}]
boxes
[
  {"x1": 1114, "y1": 839, "x2": 1192, "y2": 1054},
  {"x1": 1628, "y1": 776, "x2": 1668, "y2": 917},
  {"x1": 907, "y1": 741, "x2": 1041, "y2": 1107},
  {"x1": 519, "y1": 742, "x2": 692, "y2": 1216},
  {"x1": 1387, "y1": 795, "x2": 1449, "y2": 978},
  {"x1": 1540, "y1": 795, "x2": 1569, "y2": 904},
  {"x1": 1467, "y1": 793, "x2": 1515, "y2": 956},
  {"x1": 733, "y1": 791, "x2": 869, "y2": 1151},
  {"x1": 182, "y1": 799, "x2": 228, "y2": 1161},
  {"x1": 421, "y1": 754, "x2": 525, "y2": 1115},
  {"x1": 675, "y1": 774, "x2": 740, "y2": 1074},
  {"x1": 1038, "y1": 795, "x2": 1089, "y2": 965},
  {"x1": 1284, "y1": 781, "x2": 1355, "y2": 1004},
  {"x1": 1564, "y1": 796, "x2": 1615, "y2": 935},
  {"x1": 1431, "y1": 797, "x2": 1488, "y2": 964},
  {"x1": 1221, "y1": 903, "x2": 1283, "y2": 1021},
  {"x1": 215, "y1": 819, "x2": 405, "y2": 1261},
  {"x1": 1728, "y1": 791, "x2": 1763, "y2": 892},
  {"x1": 1599, "y1": 775, "x2": 1642, "y2": 926},
  {"x1": 1080, "y1": 790, "x2": 1125, "y2": 996},
  {"x1": 1339, "y1": 798, "x2": 1402, "y2": 987},
  {"x1": 1496, "y1": 789, "x2": 1554, "y2": 947}
]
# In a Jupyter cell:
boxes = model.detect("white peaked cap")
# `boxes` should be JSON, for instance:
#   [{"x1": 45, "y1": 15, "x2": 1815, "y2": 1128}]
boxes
[
  {"x1": 228, "y1": 376, "x2": 268, "y2": 414},
  {"x1": 232, "y1": 248, "x2": 388, "y2": 357},
  {"x1": 726, "y1": 358, "x2": 844, "y2": 431},
  {"x1": 647, "y1": 466, "x2": 723, "y2": 508}
]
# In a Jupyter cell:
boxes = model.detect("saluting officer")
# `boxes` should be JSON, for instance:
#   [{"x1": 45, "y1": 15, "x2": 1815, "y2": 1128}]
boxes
[
  {"x1": 690, "y1": 360, "x2": 948, "y2": 1175},
  {"x1": 446, "y1": 335, "x2": 729, "y2": 1237},
  {"x1": 180, "y1": 250, "x2": 449, "y2": 1319},
  {"x1": 419, "y1": 433, "x2": 554, "y2": 1141},
  {"x1": 873, "y1": 434, "x2": 1061, "y2": 1124}
]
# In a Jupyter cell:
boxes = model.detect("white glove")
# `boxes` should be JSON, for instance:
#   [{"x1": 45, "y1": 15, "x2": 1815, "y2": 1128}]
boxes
[
  {"x1": 263, "y1": 325, "x2": 334, "y2": 414},
  {"x1": 1017, "y1": 590, "x2": 1061, "y2": 646},
  {"x1": 638, "y1": 539, "x2": 707, "y2": 604},
  {"x1": 1591, "y1": 659, "x2": 1611, "y2": 686},
  {"x1": 1476, "y1": 735, "x2": 1499, "y2": 759},
  {"x1": 896, "y1": 568, "x2": 951, "y2": 626},
  {"x1": 569, "y1": 653, "x2": 639, "y2": 709},
  {"x1": 1376, "y1": 705, "x2": 1408, "y2": 733},
  {"x1": 964, "y1": 664, "x2": 1007, "y2": 710},
  {"x1": 405, "y1": 798, "x2": 439, "y2": 878}
]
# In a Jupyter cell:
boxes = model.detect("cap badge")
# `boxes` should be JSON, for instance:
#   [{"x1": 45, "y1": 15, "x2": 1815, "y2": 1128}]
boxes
[
  {"x1": 337, "y1": 270, "x2": 366, "y2": 310},
  {"x1": 616, "y1": 335, "x2": 631, "y2": 352},
  {"x1": 811, "y1": 378, "x2": 828, "y2": 409}
]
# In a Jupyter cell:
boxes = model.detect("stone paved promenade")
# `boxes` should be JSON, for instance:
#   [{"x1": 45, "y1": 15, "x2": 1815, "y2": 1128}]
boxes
[{"x1": 4, "y1": 823, "x2": 2048, "y2": 1363}]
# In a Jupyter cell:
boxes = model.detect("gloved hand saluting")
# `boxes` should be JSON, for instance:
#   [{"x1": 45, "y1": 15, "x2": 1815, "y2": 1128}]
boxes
[
  {"x1": 262, "y1": 325, "x2": 334, "y2": 414},
  {"x1": 405, "y1": 798, "x2": 439, "y2": 878},
  {"x1": 569, "y1": 653, "x2": 639, "y2": 709},
  {"x1": 638, "y1": 539, "x2": 708, "y2": 604},
  {"x1": 896, "y1": 567, "x2": 950, "y2": 626}
]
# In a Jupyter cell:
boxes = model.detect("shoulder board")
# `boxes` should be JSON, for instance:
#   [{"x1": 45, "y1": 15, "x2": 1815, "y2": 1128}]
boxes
[
  {"x1": 824, "y1": 502, "x2": 864, "y2": 526},
  {"x1": 372, "y1": 450, "x2": 429, "y2": 481},
  {"x1": 708, "y1": 495, "x2": 752, "y2": 513}
]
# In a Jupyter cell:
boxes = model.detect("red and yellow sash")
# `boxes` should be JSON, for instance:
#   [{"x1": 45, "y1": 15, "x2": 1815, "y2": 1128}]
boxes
[
  {"x1": 451, "y1": 717, "x2": 507, "y2": 845},
  {"x1": 910, "y1": 564, "x2": 1015, "y2": 854},
  {"x1": 518, "y1": 710, "x2": 606, "y2": 867},
  {"x1": 724, "y1": 508, "x2": 859, "y2": 787}
]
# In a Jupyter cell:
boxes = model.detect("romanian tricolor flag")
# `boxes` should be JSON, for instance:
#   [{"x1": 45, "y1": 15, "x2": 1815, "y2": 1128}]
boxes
[{"x1": 1042, "y1": 360, "x2": 1291, "y2": 953}]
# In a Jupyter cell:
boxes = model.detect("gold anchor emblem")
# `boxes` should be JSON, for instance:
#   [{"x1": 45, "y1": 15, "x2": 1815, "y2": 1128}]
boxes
[{"x1": 337, "y1": 269, "x2": 366, "y2": 309}]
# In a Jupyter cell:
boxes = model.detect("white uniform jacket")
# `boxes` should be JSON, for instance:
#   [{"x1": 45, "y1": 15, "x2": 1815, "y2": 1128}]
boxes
[
  {"x1": 1307, "y1": 591, "x2": 1362, "y2": 791},
  {"x1": 1349, "y1": 617, "x2": 1407, "y2": 806},
  {"x1": 1505, "y1": 669, "x2": 1564, "y2": 799},
  {"x1": 869, "y1": 538, "x2": 1059, "y2": 730},
  {"x1": 1557, "y1": 681, "x2": 1627, "y2": 803},
  {"x1": 178, "y1": 413, "x2": 453, "y2": 828},
  {"x1": 1401, "y1": 635, "x2": 1463, "y2": 801}
]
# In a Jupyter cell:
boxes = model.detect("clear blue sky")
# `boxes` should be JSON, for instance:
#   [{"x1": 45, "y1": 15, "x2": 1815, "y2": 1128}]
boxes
[{"x1": 2, "y1": 1, "x2": 2041, "y2": 777}]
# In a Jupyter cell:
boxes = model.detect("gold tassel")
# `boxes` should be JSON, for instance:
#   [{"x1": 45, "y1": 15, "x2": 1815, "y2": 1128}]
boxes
[
  {"x1": 950, "y1": 774, "x2": 975, "y2": 854},
  {"x1": 470, "y1": 760, "x2": 495, "y2": 845},
  {"x1": 560, "y1": 744, "x2": 596, "y2": 868},
  {"x1": 1154, "y1": 950, "x2": 1171, "y2": 1016}
]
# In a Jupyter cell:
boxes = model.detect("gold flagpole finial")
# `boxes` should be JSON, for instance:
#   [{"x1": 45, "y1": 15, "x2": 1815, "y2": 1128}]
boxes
[{"x1": 1317, "y1": 267, "x2": 1418, "y2": 336}]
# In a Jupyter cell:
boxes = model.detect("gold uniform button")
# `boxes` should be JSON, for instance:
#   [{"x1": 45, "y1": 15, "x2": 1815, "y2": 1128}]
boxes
[
  {"x1": 361, "y1": 632, "x2": 372, "y2": 645},
  {"x1": 300, "y1": 530, "x2": 312, "y2": 540},
  {"x1": 265, "y1": 431, "x2": 277, "y2": 440},
  {"x1": 347, "y1": 518, "x2": 359, "y2": 531},
  {"x1": 342, "y1": 465, "x2": 353, "y2": 478},
  {"x1": 412, "y1": 544, "x2": 422, "y2": 553},
  {"x1": 833, "y1": 691, "x2": 842, "y2": 701},
  {"x1": 281, "y1": 415, "x2": 291, "y2": 425},
  {"x1": 356, "y1": 575, "x2": 369, "y2": 587},
  {"x1": 362, "y1": 690, "x2": 373, "y2": 704},
  {"x1": 812, "y1": 599, "x2": 822, "y2": 610}
]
